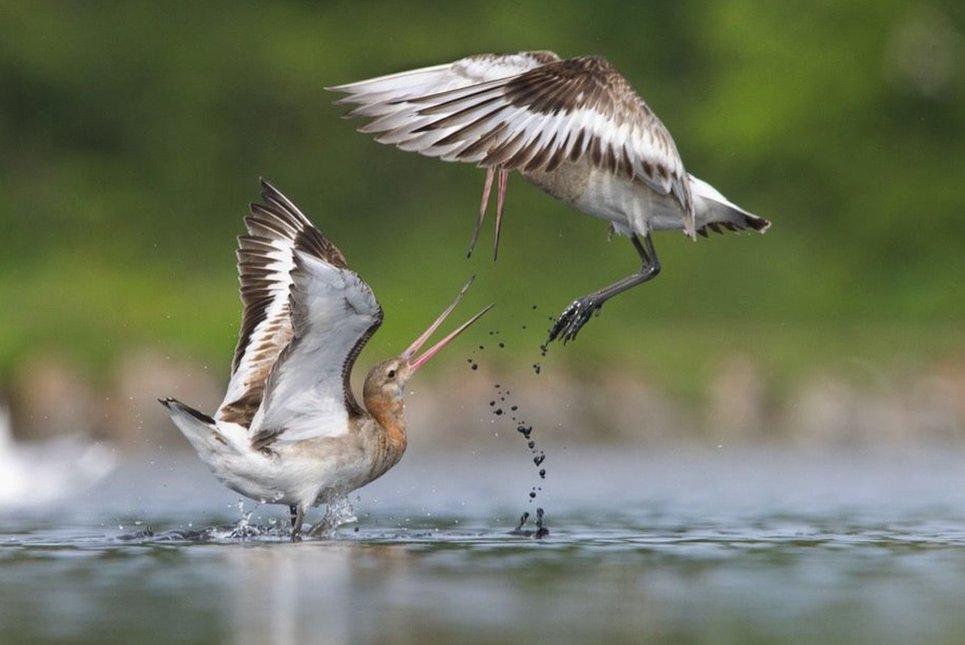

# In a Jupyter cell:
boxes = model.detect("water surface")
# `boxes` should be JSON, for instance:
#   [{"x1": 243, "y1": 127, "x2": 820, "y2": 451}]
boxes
[{"x1": 3, "y1": 446, "x2": 965, "y2": 644}]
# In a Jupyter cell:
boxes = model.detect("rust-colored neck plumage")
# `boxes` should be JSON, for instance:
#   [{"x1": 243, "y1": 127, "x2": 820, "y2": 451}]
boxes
[
  {"x1": 360, "y1": 359, "x2": 410, "y2": 469},
  {"x1": 363, "y1": 390, "x2": 407, "y2": 458}
]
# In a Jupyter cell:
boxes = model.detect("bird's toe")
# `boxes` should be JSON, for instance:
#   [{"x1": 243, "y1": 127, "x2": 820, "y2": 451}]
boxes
[{"x1": 548, "y1": 297, "x2": 601, "y2": 344}]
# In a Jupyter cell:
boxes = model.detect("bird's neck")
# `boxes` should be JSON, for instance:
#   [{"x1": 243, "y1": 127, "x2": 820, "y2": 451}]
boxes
[{"x1": 363, "y1": 394, "x2": 408, "y2": 461}]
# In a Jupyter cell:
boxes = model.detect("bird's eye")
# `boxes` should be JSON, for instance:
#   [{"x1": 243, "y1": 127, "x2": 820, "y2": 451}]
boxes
[{"x1": 387, "y1": 369, "x2": 396, "y2": 379}]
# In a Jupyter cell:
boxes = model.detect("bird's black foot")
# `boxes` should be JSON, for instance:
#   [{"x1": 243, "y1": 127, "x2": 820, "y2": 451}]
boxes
[{"x1": 547, "y1": 296, "x2": 602, "y2": 344}]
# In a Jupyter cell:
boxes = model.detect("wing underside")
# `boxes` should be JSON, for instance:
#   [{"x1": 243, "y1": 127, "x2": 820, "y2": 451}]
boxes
[
  {"x1": 217, "y1": 181, "x2": 381, "y2": 448},
  {"x1": 329, "y1": 52, "x2": 694, "y2": 232}
]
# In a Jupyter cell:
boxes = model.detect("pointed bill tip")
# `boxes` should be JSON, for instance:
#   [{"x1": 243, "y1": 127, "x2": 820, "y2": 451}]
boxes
[
  {"x1": 409, "y1": 302, "x2": 494, "y2": 373},
  {"x1": 401, "y1": 278, "x2": 490, "y2": 372},
  {"x1": 402, "y1": 277, "x2": 477, "y2": 360}
]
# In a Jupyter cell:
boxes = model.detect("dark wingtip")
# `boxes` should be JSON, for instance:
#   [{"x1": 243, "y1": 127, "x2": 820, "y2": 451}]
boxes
[{"x1": 259, "y1": 177, "x2": 280, "y2": 201}]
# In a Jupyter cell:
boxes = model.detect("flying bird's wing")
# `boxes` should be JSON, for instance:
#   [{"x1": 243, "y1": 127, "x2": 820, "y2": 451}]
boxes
[
  {"x1": 217, "y1": 180, "x2": 382, "y2": 450},
  {"x1": 328, "y1": 51, "x2": 559, "y2": 115},
  {"x1": 329, "y1": 53, "x2": 693, "y2": 234}
]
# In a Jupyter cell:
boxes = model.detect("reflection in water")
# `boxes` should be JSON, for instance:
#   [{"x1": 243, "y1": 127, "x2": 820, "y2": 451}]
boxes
[
  {"x1": 227, "y1": 546, "x2": 355, "y2": 645},
  {"x1": 223, "y1": 541, "x2": 425, "y2": 645}
]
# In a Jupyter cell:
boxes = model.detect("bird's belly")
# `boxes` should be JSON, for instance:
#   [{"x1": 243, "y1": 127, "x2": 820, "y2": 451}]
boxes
[
  {"x1": 524, "y1": 163, "x2": 686, "y2": 236},
  {"x1": 208, "y1": 438, "x2": 374, "y2": 508},
  {"x1": 523, "y1": 161, "x2": 591, "y2": 205}
]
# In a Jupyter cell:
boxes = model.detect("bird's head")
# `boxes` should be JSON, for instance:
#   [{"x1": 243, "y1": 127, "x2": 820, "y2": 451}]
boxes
[{"x1": 363, "y1": 278, "x2": 492, "y2": 417}]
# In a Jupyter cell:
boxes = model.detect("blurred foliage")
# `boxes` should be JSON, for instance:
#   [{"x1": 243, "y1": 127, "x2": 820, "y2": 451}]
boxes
[{"x1": 0, "y1": 1, "x2": 963, "y2": 395}]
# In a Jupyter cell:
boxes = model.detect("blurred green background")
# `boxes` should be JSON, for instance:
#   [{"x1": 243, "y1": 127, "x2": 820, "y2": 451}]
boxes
[{"x1": 1, "y1": 1, "x2": 962, "y2": 440}]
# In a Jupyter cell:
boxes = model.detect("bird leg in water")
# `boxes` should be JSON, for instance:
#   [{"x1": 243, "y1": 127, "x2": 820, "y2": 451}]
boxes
[
  {"x1": 467, "y1": 166, "x2": 509, "y2": 260},
  {"x1": 547, "y1": 233, "x2": 661, "y2": 344},
  {"x1": 290, "y1": 504, "x2": 304, "y2": 542}
]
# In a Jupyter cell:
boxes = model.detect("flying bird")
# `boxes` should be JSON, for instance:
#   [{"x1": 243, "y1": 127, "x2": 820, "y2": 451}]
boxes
[
  {"x1": 328, "y1": 51, "x2": 770, "y2": 343},
  {"x1": 160, "y1": 180, "x2": 490, "y2": 540}
]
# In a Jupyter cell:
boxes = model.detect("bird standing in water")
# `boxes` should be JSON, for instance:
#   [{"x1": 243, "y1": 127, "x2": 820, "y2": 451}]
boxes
[
  {"x1": 328, "y1": 51, "x2": 770, "y2": 343},
  {"x1": 160, "y1": 180, "x2": 491, "y2": 540}
]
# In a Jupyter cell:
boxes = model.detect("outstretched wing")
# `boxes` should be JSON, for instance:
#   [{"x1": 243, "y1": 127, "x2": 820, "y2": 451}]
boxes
[
  {"x1": 328, "y1": 51, "x2": 559, "y2": 114},
  {"x1": 329, "y1": 52, "x2": 693, "y2": 233},
  {"x1": 217, "y1": 180, "x2": 381, "y2": 447},
  {"x1": 246, "y1": 193, "x2": 382, "y2": 450}
]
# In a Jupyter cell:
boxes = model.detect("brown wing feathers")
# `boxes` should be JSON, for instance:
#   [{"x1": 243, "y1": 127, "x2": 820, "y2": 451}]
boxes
[{"x1": 221, "y1": 180, "x2": 352, "y2": 428}]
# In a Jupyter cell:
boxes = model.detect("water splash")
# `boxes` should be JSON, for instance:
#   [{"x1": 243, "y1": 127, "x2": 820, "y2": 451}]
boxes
[
  {"x1": 465, "y1": 310, "x2": 552, "y2": 538},
  {"x1": 491, "y1": 382, "x2": 550, "y2": 537},
  {"x1": 220, "y1": 501, "x2": 261, "y2": 539},
  {"x1": 307, "y1": 495, "x2": 357, "y2": 538},
  {"x1": 115, "y1": 500, "x2": 294, "y2": 542},
  {"x1": 509, "y1": 507, "x2": 550, "y2": 539}
]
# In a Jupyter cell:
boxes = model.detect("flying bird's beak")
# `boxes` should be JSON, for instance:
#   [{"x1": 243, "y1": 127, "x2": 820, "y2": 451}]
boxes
[{"x1": 402, "y1": 276, "x2": 493, "y2": 373}]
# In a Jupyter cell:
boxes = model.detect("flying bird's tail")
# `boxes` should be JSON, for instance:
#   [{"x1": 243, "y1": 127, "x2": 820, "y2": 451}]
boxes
[{"x1": 689, "y1": 174, "x2": 770, "y2": 237}]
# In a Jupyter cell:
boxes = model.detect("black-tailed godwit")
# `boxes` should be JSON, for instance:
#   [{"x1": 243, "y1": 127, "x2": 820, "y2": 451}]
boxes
[
  {"x1": 160, "y1": 180, "x2": 491, "y2": 539},
  {"x1": 328, "y1": 51, "x2": 769, "y2": 343}
]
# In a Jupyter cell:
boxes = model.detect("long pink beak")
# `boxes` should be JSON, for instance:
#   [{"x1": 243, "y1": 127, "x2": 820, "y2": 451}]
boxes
[{"x1": 402, "y1": 276, "x2": 494, "y2": 372}]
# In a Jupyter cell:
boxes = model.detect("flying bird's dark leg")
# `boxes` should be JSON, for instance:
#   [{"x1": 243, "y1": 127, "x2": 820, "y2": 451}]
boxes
[
  {"x1": 290, "y1": 504, "x2": 304, "y2": 542},
  {"x1": 547, "y1": 233, "x2": 661, "y2": 344},
  {"x1": 468, "y1": 167, "x2": 496, "y2": 257}
]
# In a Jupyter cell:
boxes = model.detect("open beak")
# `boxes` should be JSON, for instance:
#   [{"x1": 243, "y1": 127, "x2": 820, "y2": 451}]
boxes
[{"x1": 402, "y1": 276, "x2": 494, "y2": 373}]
